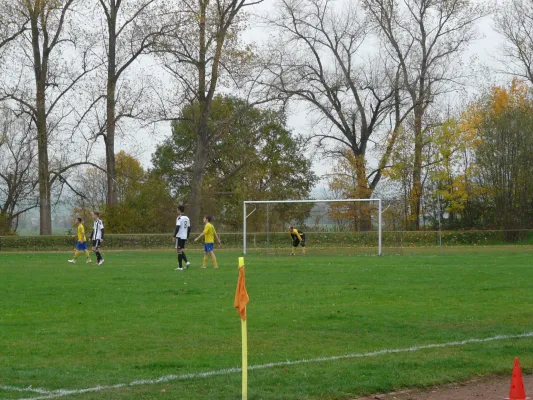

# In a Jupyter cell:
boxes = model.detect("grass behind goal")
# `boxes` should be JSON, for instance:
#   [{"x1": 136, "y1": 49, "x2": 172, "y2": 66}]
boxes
[{"x1": 1, "y1": 250, "x2": 533, "y2": 400}]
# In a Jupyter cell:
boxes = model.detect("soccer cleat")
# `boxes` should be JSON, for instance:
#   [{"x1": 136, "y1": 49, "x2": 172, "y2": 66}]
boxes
[
  {"x1": 201, "y1": 266, "x2": 207, "y2": 269},
  {"x1": 186, "y1": 262, "x2": 191, "y2": 268},
  {"x1": 98, "y1": 260, "x2": 105, "y2": 266},
  {"x1": 176, "y1": 267, "x2": 184, "y2": 271},
  {"x1": 86, "y1": 260, "x2": 93, "y2": 264},
  {"x1": 213, "y1": 266, "x2": 219, "y2": 269},
  {"x1": 68, "y1": 259, "x2": 76, "y2": 263}
]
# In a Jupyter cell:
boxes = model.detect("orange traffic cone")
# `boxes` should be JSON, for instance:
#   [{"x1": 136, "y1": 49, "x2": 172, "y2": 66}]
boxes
[{"x1": 506, "y1": 358, "x2": 530, "y2": 400}]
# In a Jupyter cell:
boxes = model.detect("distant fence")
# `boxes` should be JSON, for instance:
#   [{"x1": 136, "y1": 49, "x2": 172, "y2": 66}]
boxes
[{"x1": 1, "y1": 230, "x2": 532, "y2": 252}]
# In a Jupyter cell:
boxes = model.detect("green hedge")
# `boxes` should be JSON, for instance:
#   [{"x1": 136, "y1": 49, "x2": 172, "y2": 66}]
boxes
[
  {"x1": 0, "y1": 233, "x2": 247, "y2": 252},
  {"x1": 1, "y1": 230, "x2": 532, "y2": 252},
  {"x1": 246, "y1": 230, "x2": 533, "y2": 248},
  {"x1": 0, "y1": 234, "x2": 183, "y2": 252}
]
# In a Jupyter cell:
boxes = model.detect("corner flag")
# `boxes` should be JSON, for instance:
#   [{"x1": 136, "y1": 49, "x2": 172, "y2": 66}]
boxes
[
  {"x1": 235, "y1": 257, "x2": 249, "y2": 400},
  {"x1": 234, "y1": 257, "x2": 249, "y2": 320}
]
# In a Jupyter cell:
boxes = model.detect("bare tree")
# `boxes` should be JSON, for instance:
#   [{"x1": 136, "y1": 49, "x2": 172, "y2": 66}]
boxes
[
  {"x1": 1, "y1": 0, "x2": 101, "y2": 234},
  {"x1": 67, "y1": 159, "x2": 108, "y2": 214},
  {"x1": 0, "y1": 110, "x2": 39, "y2": 233},
  {"x1": 82, "y1": 0, "x2": 174, "y2": 207},
  {"x1": 363, "y1": 0, "x2": 485, "y2": 229},
  {"x1": 263, "y1": 0, "x2": 409, "y2": 204},
  {"x1": 495, "y1": 0, "x2": 533, "y2": 85},
  {"x1": 157, "y1": 0, "x2": 264, "y2": 226},
  {"x1": 0, "y1": 5, "x2": 27, "y2": 52}
]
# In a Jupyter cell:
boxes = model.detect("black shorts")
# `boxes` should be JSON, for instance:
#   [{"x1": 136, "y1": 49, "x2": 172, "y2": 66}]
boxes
[
  {"x1": 92, "y1": 239, "x2": 102, "y2": 249},
  {"x1": 292, "y1": 234, "x2": 306, "y2": 247},
  {"x1": 175, "y1": 238, "x2": 187, "y2": 250}
]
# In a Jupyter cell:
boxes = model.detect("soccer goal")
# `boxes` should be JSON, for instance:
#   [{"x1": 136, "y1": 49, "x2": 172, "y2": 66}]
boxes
[{"x1": 243, "y1": 199, "x2": 382, "y2": 256}]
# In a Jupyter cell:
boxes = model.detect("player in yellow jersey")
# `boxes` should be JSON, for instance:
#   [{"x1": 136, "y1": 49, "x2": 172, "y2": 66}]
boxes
[
  {"x1": 68, "y1": 218, "x2": 92, "y2": 264},
  {"x1": 194, "y1": 215, "x2": 222, "y2": 269},
  {"x1": 289, "y1": 225, "x2": 307, "y2": 255}
]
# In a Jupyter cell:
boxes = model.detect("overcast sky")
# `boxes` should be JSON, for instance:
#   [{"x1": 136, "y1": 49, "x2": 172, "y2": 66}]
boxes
[{"x1": 113, "y1": 1, "x2": 506, "y2": 184}]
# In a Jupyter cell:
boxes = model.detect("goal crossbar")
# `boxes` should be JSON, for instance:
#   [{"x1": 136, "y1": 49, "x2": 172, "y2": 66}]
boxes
[
  {"x1": 244, "y1": 199, "x2": 378, "y2": 205},
  {"x1": 243, "y1": 199, "x2": 382, "y2": 256}
]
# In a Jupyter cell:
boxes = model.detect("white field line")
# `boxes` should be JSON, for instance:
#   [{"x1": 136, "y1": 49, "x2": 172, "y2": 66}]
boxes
[
  {"x1": 0, "y1": 387, "x2": 52, "y2": 395},
  {"x1": 3, "y1": 331, "x2": 533, "y2": 400}
]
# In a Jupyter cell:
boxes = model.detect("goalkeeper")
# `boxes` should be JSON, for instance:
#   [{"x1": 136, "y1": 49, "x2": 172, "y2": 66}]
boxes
[{"x1": 289, "y1": 225, "x2": 307, "y2": 255}]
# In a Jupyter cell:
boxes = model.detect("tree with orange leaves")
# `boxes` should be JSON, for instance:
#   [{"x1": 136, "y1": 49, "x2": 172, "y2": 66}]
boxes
[
  {"x1": 462, "y1": 79, "x2": 533, "y2": 230},
  {"x1": 327, "y1": 150, "x2": 377, "y2": 231}
]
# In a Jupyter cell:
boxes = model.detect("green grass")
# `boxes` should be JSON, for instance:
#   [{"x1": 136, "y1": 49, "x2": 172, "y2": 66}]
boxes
[{"x1": 1, "y1": 249, "x2": 533, "y2": 400}]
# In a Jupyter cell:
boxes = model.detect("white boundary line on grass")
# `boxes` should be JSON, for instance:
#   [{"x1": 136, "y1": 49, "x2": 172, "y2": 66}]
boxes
[
  {"x1": 0, "y1": 386, "x2": 52, "y2": 395},
  {"x1": 3, "y1": 331, "x2": 533, "y2": 400}
]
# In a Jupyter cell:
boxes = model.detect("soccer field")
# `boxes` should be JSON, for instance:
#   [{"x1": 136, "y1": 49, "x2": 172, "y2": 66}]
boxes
[{"x1": 1, "y1": 250, "x2": 533, "y2": 400}]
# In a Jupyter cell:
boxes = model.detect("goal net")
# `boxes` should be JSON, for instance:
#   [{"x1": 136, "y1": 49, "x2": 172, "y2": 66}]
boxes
[{"x1": 243, "y1": 199, "x2": 382, "y2": 256}]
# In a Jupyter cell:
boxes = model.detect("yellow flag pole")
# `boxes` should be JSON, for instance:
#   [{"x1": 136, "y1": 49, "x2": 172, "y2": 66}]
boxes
[
  {"x1": 241, "y1": 311, "x2": 248, "y2": 400},
  {"x1": 239, "y1": 257, "x2": 248, "y2": 400}
]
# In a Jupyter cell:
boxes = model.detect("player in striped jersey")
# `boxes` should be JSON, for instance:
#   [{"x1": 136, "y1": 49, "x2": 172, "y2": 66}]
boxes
[
  {"x1": 91, "y1": 211, "x2": 105, "y2": 266},
  {"x1": 173, "y1": 205, "x2": 191, "y2": 271}
]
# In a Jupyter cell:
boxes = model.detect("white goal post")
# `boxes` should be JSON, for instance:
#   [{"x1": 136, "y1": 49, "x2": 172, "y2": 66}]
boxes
[{"x1": 243, "y1": 199, "x2": 382, "y2": 256}]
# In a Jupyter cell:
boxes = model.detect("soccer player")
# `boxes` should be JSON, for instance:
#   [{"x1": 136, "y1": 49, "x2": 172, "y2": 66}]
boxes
[
  {"x1": 194, "y1": 215, "x2": 222, "y2": 269},
  {"x1": 90, "y1": 211, "x2": 105, "y2": 266},
  {"x1": 289, "y1": 225, "x2": 307, "y2": 255},
  {"x1": 68, "y1": 217, "x2": 92, "y2": 264},
  {"x1": 173, "y1": 205, "x2": 191, "y2": 271}
]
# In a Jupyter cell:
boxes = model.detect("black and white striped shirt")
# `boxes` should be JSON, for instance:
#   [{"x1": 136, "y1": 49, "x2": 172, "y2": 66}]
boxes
[
  {"x1": 175, "y1": 216, "x2": 190, "y2": 240},
  {"x1": 92, "y1": 219, "x2": 104, "y2": 240}
]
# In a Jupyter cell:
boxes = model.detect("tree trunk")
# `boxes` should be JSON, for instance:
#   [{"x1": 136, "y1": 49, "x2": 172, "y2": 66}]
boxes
[
  {"x1": 410, "y1": 107, "x2": 423, "y2": 230},
  {"x1": 106, "y1": 5, "x2": 118, "y2": 206},
  {"x1": 105, "y1": 127, "x2": 117, "y2": 206},
  {"x1": 354, "y1": 154, "x2": 372, "y2": 231},
  {"x1": 29, "y1": 6, "x2": 52, "y2": 235},
  {"x1": 188, "y1": 0, "x2": 209, "y2": 228},
  {"x1": 105, "y1": 79, "x2": 117, "y2": 206},
  {"x1": 188, "y1": 126, "x2": 209, "y2": 228},
  {"x1": 36, "y1": 87, "x2": 52, "y2": 235}
]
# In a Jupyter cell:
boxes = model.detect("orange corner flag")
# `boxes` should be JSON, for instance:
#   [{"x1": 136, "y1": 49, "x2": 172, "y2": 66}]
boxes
[{"x1": 235, "y1": 257, "x2": 249, "y2": 321}]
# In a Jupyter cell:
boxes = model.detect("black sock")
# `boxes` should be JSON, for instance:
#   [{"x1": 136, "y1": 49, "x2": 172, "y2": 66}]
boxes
[
  {"x1": 95, "y1": 251, "x2": 102, "y2": 262},
  {"x1": 182, "y1": 252, "x2": 188, "y2": 263},
  {"x1": 178, "y1": 253, "x2": 183, "y2": 268}
]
